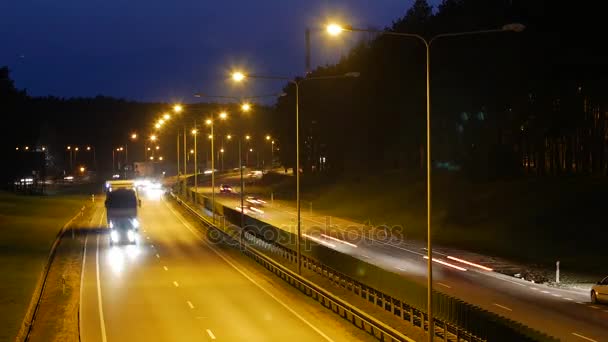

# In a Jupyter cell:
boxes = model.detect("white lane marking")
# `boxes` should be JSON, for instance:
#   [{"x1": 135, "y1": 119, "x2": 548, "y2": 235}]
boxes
[
  {"x1": 446, "y1": 255, "x2": 493, "y2": 271},
  {"x1": 564, "y1": 297, "x2": 573, "y2": 301},
  {"x1": 437, "y1": 282, "x2": 452, "y2": 289},
  {"x1": 165, "y1": 202, "x2": 338, "y2": 342},
  {"x1": 206, "y1": 329, "x2": 216, "y2": 340},
  {"x1": 551, "y1": 293, "x2": 561, "y2": 297},
  {"x1": 576, "y1": 302, "x2": 585, "y2": 305},
  {"x1": 572, "y1": 332, "x2": 598, "y2": 342},
  {"x1": 78, "y1": 234, "x2": 88, "y2": 337},
  {"x1": 156, "y1": 253, "x2": 160, "y2": 258},
  {"x1": 394, "y1": 266, "x2": 406, "y2": 271},
  {"x1": 589, "y1": 305, "x2": 600, "y2": 309},
  {"x1": 541, "y1": 290, "x2": 550, "y2": 294},
  {"x1": 603, "y1": 310, "x2": 608, "y2": 313},
  {"x1": 530, "y1": 287, "x2": 539, "y2": 290},
  {"x1": 95, "y1": 234, "x2": 108, "y2": 342},
  {"x1": 493, "y1": 303, "x2": 512, "y2": 311},
  {"x1": 163, "y1": 266, "x2": 169, "y2": 271},
  {"x1": 173, "y1": 281, "x2": 179, "y2": 287},
  {"x1": 187, "y1": 301, "x2": 195, "y2": 309}
]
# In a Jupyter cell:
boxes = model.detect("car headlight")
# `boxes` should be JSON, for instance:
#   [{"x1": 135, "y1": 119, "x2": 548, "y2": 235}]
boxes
[
  {"x1": 109, "y1": 221, "x2": 114, "y2": 229},
  {"x1": 131, "y1": 218, "x2": 140, "y2": 228},
  {"x1": 127, "y1": 230, "x2": 135, "y2": 242},
  {"x1": 110, "y1": 230, "x2": 119, "y2": 243}
]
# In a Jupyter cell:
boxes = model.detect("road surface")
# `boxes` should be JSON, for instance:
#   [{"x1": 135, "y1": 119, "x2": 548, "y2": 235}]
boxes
[
  {"x1": 193, "y1": 180, "x2": 608, "y2": 342},
  {"x1": 79, "y1": 192, "x2": 374, "y2": 342}
]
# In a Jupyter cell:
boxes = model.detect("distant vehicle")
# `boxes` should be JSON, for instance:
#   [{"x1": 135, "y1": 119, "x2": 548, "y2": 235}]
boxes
[
  {"x1": 247, "y1": 170, "x2": 263, "y2": 179},
  {"x1": 219, "y1": 184, "x2": 233, "y2": 193},
  {"x1": 591, "y1": 276, "x2": 608, "y2": 304},
  {"x1": 246, "y1": 195, "x2": 266, "y2": 206},
  {"x1": 105, "y1": 179, "x2": 135, "y2": 192},
  {"x1": 235, "y1": 205, "x2": 264, "y2": 215},
  {"x1": 105, "y1": 188, "x2": 141, "y2": 245}
]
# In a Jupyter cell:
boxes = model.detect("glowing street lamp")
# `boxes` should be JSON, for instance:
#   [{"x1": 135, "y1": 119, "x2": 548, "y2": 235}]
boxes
[
  {"x1": 173, "y1": 104, "x2": 183, "y2": 113},
  {"x1": 155, "y1": 123, "x2": 162, "y2": 129},
  {"x1": 79, "y1": 166, "x2": 86, "y2": 173},
  {"x1": 265, "y1": 135, "x2": 271, "y2": 141},
  {"x1": 326, "y1": 23, "x2": 344, "y2": 36},
  {"x1": 231, "y1": 71, "x2": 245, "y2": 82},
  {"x1": 24, "y1": 146, "x2": 29, "y2": 150},
  {"x1": 150, "y1": 135, "x2": 157, "y2": 141},
  {"x1": 241, "y1": 102, "x2": 251, "y2": 112},
  {"x1": 163, "y1": 113, "x2": 171, "y2": 120},
  {"x1": 131, "y1": 133, "x2": 138, "y2": 140},
  {"x1": 159, "y1": 156, "x2": 164, "y2": 161}
]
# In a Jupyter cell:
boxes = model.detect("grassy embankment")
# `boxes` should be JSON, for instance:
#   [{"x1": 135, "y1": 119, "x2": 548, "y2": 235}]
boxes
[
  {"x1": 250, "y1": 171, "x2": 607, "y2": 276},
  {"x1": 0, "y1": 191, "x2": 87, "y2": 341}
]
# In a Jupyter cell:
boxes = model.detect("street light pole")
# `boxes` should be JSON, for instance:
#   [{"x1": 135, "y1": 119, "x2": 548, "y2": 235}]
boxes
[
  {"x1": 328, "y1": 22, "x2": 524, "y2": 341},
  {"x1": 194, "y1": 122, "x2": 198, "y2": 197},
  {"x1": 210, "y1": 120, "x2": 215, "y2": 223},
  {"x1": 231, "y1": 71, "x2": 359, "y2": 275}
]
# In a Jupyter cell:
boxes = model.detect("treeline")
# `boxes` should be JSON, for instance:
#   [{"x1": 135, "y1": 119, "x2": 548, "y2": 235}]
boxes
[
  {"x1": 1, "y1": 67, "x2": 274, "y2": 181},
  {"x1": 272, "y1": 0, "x2": 608, "y2": 179}
]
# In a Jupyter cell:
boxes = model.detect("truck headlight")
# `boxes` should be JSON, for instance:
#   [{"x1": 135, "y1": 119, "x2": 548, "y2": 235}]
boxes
[
  {"x1": 127, "y1": 230, "x2": 135, "y2": 242},
  {"x1": 110, "y1": 230, "x2": 119, "y2": 243}
]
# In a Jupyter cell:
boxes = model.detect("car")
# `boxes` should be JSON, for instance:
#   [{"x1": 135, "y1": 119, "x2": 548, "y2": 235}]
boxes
[
  {"x1": 245, "y1": 195, "x2": 266, "y2": 206},
  {"x1": 591, "y1": 276, "x2": 608, "y2": 303},
  {"x1": 219, "y1": 184, "x2": 233, "y2": 193}
]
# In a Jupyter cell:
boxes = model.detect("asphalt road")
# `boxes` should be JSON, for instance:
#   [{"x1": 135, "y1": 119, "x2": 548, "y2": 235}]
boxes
[
  {"x1": 194, "y1": 180, "x2": 608, "y2": 342},
  {"x1": 80, "y1": 193, "x2": 374, "y2": 342}
]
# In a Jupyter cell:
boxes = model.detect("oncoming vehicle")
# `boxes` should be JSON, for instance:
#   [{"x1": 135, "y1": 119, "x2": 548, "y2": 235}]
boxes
[
  {"x1": 245, "y1": 195, "x2": 266, "y2": 206},
  {"x1": 591, "y1": 276, "x2": 608, "y2": 304},
  {"x1": 105, "y1": 188, "x2": 141, "y2": 245},
  {"x1": 219, "y1": 184, "x2": 233, "y2": 193}
]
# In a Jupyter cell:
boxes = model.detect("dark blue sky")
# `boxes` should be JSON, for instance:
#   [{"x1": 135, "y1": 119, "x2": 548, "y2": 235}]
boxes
[{"x1": 2, "y1": 0, "x2": 438, "y2": 103}]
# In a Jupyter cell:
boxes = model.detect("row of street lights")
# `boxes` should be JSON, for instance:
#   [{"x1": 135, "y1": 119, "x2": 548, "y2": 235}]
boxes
[{"x1": 226, "y1": 21, "x2": 524, "y2": 341}]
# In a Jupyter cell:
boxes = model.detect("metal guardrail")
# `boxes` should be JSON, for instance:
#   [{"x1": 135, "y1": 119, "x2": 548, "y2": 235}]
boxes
[
  {"x1": 173, "y1": 191, "x2": 557, "y2": 342},
  {"x1": 16, "y1": 206, "x2": 87, "y2": 342},
  {"x1": 170, "y1": 192, "x2": 415, "y2": 342}
]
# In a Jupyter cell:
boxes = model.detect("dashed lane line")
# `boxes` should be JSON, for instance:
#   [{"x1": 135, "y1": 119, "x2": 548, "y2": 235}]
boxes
[
  {"x1": 572, "y1": 332, "x2": 598, "y2": 342},
  {"x1": 492, "y1": 303, "x2": 512, "y2": 312},
  {"x1": 206, "y1": 329, "x2": 216, "y2": 340}
]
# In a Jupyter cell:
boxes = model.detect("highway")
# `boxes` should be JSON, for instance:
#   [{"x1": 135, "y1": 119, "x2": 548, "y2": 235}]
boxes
[
  {"x1": 194, "y1": 179, "x2": 608, "y2": 342},
  {"x1": 79, "y1": 191, "x2": 374, "y2": 342}
]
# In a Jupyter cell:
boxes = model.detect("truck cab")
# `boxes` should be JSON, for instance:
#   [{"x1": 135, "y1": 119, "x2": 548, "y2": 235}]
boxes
[{"x1": 105, "y1": 187, "x2": 141, "y2": 245}]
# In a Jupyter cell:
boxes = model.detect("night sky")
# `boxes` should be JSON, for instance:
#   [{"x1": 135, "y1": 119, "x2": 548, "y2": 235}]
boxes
[{"x1": 2, "y1": 0, "x2": 439, "y2": 103}]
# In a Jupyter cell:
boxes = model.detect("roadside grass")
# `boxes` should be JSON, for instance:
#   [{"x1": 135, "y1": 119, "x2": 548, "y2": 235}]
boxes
[
  {"x1": 0, "y1": 192, "x2": 86, "y2": 342},
  {"x1": 251, "y1": 171, "x2": 607, "y2": 277}
]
